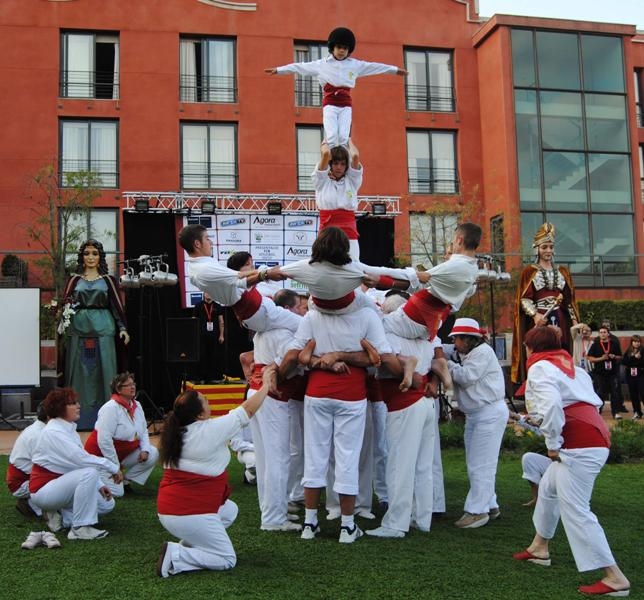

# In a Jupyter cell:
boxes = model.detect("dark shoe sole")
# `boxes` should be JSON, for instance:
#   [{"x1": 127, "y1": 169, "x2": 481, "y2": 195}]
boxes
[{"x1": 156, "y1": 542, "x2": 168, "y2": 577}]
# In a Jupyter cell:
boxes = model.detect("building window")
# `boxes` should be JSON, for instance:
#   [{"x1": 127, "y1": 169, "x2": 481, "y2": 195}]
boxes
[
  {"x1": 60, "y1": 32, "x2": 119, "y2": 99},
  {"x1": 406, "y1": 130, "x2": 458, "y2": 194},
  {"x1": 409, "y1": 212, "x2": 458, "y2": 268},
  {"x1": 635, "y1": 70, "x2": 643, "y2": 128},
  {"x1": 490, "y1": 215, "x2": 506, "y2": 270},
  {"x1": 512, "y1": 29, "x2": 635, "y2": 284},
  {"x1": 296, "y1": 126, "x2": 323, "y2": 191},
  {"x1": 404, "y1": 49, "x2": 454, "y2": 112},
  {"x1": 65, "y1": 209, "x2": 119, "y2": 273},
  {"x1": 293, "y1": 42, "x2": 326, "y2": 107},
  {"x1": 181, "y1": 123, "x2": 237, "y2": 189},
  {"x1": 180, "y1": 38, "x2": 236, "y2": 103},
  {"x1": 60, "y1": 120, "x2": 118, "y2": 188}
]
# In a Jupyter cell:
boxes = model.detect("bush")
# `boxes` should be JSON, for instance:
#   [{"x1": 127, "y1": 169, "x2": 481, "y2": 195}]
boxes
[
  {"x1": 608, "y1": 419, "x2": 644, "y2": 463},
  {"x1": 578, "y1": 300, "x2": 644, "y2": 331}
]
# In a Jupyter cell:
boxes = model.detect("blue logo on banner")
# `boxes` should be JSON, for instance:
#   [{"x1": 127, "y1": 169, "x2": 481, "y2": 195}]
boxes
[
  {"x1": 288, "y1": 219, "x2": 313, "y2": 227},
  {"x1": 221, "y1": 218, "x2": 246, "y2": 227}
]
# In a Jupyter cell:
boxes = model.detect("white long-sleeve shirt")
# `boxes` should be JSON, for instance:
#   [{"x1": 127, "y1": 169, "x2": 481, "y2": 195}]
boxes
[
  {"x1": 33, "y1": 418, "x2": 118, "y2": 475},
  {"x1": 286, "y1": 307, "x2": 392, "y2": 355},
  {"x1": 188, "y1": 256, "x2": 248, "y2": 307},
  {"x1": 447, "y1": 342, "x2": 505, "y2": 414},
  {"x1": 279, "y1": 259, "x2": 420, "y2": 300},
  {"x1": 426, "y1": 254, "x2": 478, "y2": 310},
  {"x1": 276, "y1": 55, "x2": 398, "y2": 90},
  {"x1": 525, "y1": 361, "x2": 602, "y2": 451},
  {"x1": 173, "y1": 407, "x2": 249, "y2": 477},
  {"x1": 95, "y1": 398, "x2": 152, "y2": 467},
  {"x1": 314, "y1": 166, "x2": 362, "y2": 211},
  {"x1": 9, "y1": 419, "x2": 46, "y2": 474}
]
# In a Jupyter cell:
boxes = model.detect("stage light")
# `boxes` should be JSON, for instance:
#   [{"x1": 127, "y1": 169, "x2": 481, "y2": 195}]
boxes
[
  {"x1": 201, "y1": 200, "x2": 215, "y2": 214},
  {"x1": 371, "y1": 202, "x2": 386, "y2": 216},
  {"x1": 267, "y1": 201, "x2": 282, "y2": 215},
  {"x1": 134, "y1": 199, "x2": 150, "y2": 212}
]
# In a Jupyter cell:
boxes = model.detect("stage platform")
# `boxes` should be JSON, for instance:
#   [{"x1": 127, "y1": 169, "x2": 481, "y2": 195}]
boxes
[{"x1": 184, "y1": 380, "x2": 248, "y2": 417}]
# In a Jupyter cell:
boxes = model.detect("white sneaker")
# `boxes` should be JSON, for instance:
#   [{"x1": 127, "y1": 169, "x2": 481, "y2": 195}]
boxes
[
  {"x1": 454, "y1": 512, "x2": 489, "y2": 529},
  {"x1": 326, "y1": 509, "x2": 341, "y2": 520},
  {"x1": 356, "y1": 510, "x2": 376, "y2": 520},
  {"x1": 300, "y1": 522, "x2": 320, "y2": 540},
  {"x1": 67, "y1": 526, "x2": 109, "y2": 540},
  {"x1": 365, "y1": 526, "x2": 405, "y2": 539},
  {"x1": 21, "y1": 531, "x2": 43, "y2": 549},
  {"x1": 41, "y1": 531, "x2": 62, "y2": 549},
  {"x1": 45, "y1": 511, "x2": 63, "y2": 533},
  {"x1": 286, "y1": 513, "x2": 300, "y2": 522},
  {"x1": 339, "y1": 524, "x2": 363, "y2": 544},
  {"x1": 260, "y1": 521, "x2": 302, "y2": 532}
]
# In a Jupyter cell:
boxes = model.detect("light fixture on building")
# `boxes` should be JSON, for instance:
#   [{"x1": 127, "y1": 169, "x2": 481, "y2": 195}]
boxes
[
  {"x1": 371, "y1": 202, "x2": 386, "y2": 216},
  {"x1": 201, "y1": 200, "x2": 215, "y2": 214},
  {"x1": 267, "y1": 201, "x2": 282, "y2": 215},
  {"x1": 134, "y1": 198, "x2": 150, "y2": 212}
]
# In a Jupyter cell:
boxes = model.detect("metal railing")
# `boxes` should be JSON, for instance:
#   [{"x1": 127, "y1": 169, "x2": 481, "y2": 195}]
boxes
[
  {"x1": 60, "y1": 70, "x2": 119, "y2": 99},
  {"x1": 59, "y1": 159, "x2": 118, "y2": 188},
  {"x1": 294, "y1": 77, "x2": 322, "y2": 107},
  {"x1": 297, "y1": 162, "x2": 317, "y2": 191},
  {"x1": 180, "y1": 161, "x2": 238, "y2": 190},
  {"x1": 405, "y1": 84, "x2": 455, "y2": 112},
  {"x1": 636, "y1": 102, "x2": 643, "y2": 128},
  {"x1": 179, "y1": 74, "x2": 237, "y2": 103},
  {"x1": 408, "y1": 166, "x2": 459, "y2": 194}
]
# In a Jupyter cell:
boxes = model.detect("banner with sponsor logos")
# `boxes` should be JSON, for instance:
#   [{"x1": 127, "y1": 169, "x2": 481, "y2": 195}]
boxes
[{"x1": 182, "y1": 213, "x2": 319, "y2": 307}]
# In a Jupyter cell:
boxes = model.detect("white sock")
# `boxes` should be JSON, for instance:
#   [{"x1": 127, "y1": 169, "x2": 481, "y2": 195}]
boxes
[
  {"x1": 304, "y1": 509, "x2": 318, "y2": 525},
  {"x1": 341, "y1": 514, "x2": 355, "y2": 529}
]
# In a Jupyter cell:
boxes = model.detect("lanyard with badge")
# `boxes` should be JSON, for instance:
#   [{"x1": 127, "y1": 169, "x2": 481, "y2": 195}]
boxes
[{"x1": 204, "y1": 302, "x2": 215, "y2": 332}]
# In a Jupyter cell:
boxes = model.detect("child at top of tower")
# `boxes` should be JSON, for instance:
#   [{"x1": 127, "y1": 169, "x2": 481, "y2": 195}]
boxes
[{"x1": 265, "y1": 27, "x2": 407, "y2": 148}]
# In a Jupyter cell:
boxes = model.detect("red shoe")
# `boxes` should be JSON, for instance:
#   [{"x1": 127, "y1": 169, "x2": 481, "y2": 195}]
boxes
[
  {"x1": 512, "y1": 549, "x2": 551, "y2": 566},
  {"x1": 578, "y1": 581, "x2": 630, "y2": 597}
]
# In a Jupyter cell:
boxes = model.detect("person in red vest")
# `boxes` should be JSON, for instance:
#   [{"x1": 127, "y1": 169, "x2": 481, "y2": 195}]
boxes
[
  {"x1": 156, "y1": 369, "x2": 274, "y2": 578},
  {"x1": 513, "y1": 326, "x2": 630, "y2": 597},
  {"x1": 84, "y1": 372, "x2": 158, "y2": 495}
]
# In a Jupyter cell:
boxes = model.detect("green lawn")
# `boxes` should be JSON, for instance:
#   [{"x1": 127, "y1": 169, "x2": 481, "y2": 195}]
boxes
[{"x1": 2, "y1": 450, "x2": 641, "y2": 600}]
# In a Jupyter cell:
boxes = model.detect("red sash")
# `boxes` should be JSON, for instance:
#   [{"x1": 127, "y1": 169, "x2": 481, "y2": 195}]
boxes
[
  {"x1": 561, "y1": 402, "x2": 611, "y2": 449},
  {"x1": 84, "y1": 429, "x2": 140, "y2": 462},
  {"x1": 306, "y1": 367, "x2": 367, "y2": 401},
  {"x1": 249, "y1": 365, "x2": 304, "y2": 402},
  {"x1": 233, "y1": 287, "x2": 262, "y2": 322},
  {"x1": 311, "y1": 291, "x2": 355, "y2": 310},
  {"x1": 402, "y1": 289, "x2": 451, "y2": 340},
  {"x1": 6, "y1": 463, "x2": 29, "y2": 493},
  {"x1": 29, "y1": 464, "x2": 62, "y2": 493},
  {"x1": 379, "y1": 376, "x2": 427, "y2": 413},
  {"x1": 318, "y1": 209, "x2": 358, "y2": 240},
  {"x1": 322, "y1": 83, "x2": 352, "y2": 107},
  {"x1": 157, "y1": 468, "x2": 231, "y2": 516}
]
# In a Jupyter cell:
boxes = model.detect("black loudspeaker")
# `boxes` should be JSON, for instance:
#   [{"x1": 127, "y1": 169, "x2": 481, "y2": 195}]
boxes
[{"x1": 165, "y1": 318, "x2": 199, "y2": 362}]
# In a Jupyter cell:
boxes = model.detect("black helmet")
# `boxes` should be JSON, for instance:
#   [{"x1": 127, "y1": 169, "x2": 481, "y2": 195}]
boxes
[{"x1": 328, "y1": 27, "x2": 355, "y2": 55}]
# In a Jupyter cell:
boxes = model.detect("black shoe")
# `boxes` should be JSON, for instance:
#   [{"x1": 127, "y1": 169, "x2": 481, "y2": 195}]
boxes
[{"x1": 618, "y1": 406, "x2": 629, "y2": 413}]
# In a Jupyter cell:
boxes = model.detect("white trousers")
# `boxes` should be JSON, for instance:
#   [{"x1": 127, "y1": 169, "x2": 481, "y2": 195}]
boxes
[
  {"x1": 12, "y1": 481, "x2": 42, "y2": 516},
  {"x1": 244, "y1": 297, "x2": 301, "y2": 334},
  {"x1": 230, "y1": 422, "x2": 254, "y2": 456},
  {"x1": 303, "y1": 396, "x2": 366, "y2": 495},
  {"x1": 322, "y1": 104, "x2": 352, "y2": 148},
  {"x1": 533, "y1": 447, "x2": 616, "y2": 572},
  {"x1": 382, "y1": 397, "x2": 436, "y2": 532},
  {"x1": 522, "y1": 452, "x2": 551, "y2": 485},
  {"x1": 383, "y1": 309, "x2": 429, "y2": 340},
  {"x1": 31, "y1": 467, "x2": 115, "y2": 528},
  {"x1": 326, "y1": 401, "x2": 374, "y2": 514},
  {"x1": 158, "y1": 499, "x2": 238, "y2": 574},
  {"x1": 463, "y1": 401, "x2": 509, "y2": 514},
  {"x1": 432, "y1": 397, "x2": 446, "y2": 512},
  {"x1": 372, "y1": 400, "x2": 388, "y2": 503},
  {"x1": 249, "y1": 392, "x2": 290, "y2": 526},
  {"x1": 287, "y1": 399, "x2": 305, "y2": 503},
  {"x1": 102, "y1": 446, "x2": 159, "y2": 497}
]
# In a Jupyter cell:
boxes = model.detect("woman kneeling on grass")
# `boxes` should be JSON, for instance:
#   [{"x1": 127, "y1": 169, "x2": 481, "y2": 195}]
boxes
[
  {"x1": 513, "y1": 326, "x2": 630, "y2": 597},
  {"x1": 156, "y1": 367, "x2": 274, "y2": 578}
]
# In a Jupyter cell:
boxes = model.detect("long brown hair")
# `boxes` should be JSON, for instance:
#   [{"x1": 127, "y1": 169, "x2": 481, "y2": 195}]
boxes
[{"x1": 159, "y1": 390, "x2": 205, "y2": 468}]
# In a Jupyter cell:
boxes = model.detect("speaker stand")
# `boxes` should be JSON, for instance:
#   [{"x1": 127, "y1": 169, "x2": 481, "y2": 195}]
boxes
[{"x1": 135, "y1": 389, "x2": 165, "y2": 435}]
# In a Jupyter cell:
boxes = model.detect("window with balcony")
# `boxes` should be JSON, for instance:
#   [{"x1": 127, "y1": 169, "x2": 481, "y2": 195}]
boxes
[
  {"x1": 180, "y1": 38, "x2": 236, "y2": 103},
  {"x1": 404, "y1": 49, "x2": 454, "y2": 112},
  {"x1": 406, "y1": 130, "x2": 458, "y2": 194},
  {"x1": 296, "y1": 126, "x2": 323, "y2": 191},
  {"x1": 293, "y1": 42, "x2": 326, "y2": 107},
  {"x1": 635, "y1": 70, "x2": 643, "y2": 128},
  {"x1": 60, "y1": 32, "x2": 119, "y2": 99},
  {"x1": 60, "y1": 120, "x2": 118, "y2": 188},
  {"x1": 181, "y1": 123, "x2": 237, "y2": 189}
]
